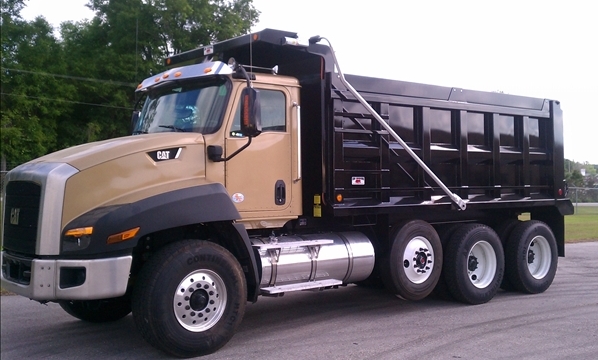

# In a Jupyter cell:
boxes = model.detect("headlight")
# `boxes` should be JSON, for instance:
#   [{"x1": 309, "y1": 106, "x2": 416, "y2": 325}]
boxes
[{"x1": 62, "y1": 227, "x2": 93, "y2": 252}]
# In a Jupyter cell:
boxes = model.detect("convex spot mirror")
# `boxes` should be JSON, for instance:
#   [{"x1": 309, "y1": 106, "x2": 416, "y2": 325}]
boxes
[{"x1": 130, "y1": 110, "x2": 140, "y2": 133}]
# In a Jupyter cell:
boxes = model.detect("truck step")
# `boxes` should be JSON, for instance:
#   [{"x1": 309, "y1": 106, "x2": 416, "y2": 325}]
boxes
[
  {"x1": 260, "y1": 279, "x2": 343, "y2": 295},
  {"x1": 253, "y1": 239, "x2": 333, "y2": 250}
]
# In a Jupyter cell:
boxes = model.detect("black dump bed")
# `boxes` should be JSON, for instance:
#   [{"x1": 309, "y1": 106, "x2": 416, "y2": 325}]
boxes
[
  {"x1": 326, "y1": 74, "x2": 567, "y2": 214},
  {"x1": 166, "y1": 28, "x2": 573, "y2": 222}
]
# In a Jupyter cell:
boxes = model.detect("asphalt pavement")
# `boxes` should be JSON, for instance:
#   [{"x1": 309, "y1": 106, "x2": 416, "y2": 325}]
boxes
[{"x1": 2, "y1": 242, "x2": 597, "y2": 360}]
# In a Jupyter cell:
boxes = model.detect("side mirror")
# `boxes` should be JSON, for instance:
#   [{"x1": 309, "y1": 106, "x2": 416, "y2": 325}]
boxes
[
  {"x1": 130, "y1": 111, "x2": 140, "y2": 134},
  {"x1": 240, "y1": 88, "x2": 261, "y2": 137}
]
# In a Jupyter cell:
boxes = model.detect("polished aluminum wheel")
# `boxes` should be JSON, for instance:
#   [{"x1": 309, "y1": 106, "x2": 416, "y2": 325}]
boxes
[{"x1": 173, "y1": 269, "x2": 227, "y2": 332}]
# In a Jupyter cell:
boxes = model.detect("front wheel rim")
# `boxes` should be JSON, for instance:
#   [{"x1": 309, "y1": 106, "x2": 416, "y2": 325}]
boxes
[
  {"x1": 402, "y1": 236, "x2": 435, "y2": 284},
  {"x1": 527, "y1": 235, "x2": 551, "y2": 279},
  {"x1": 173, "y1": 269, "x2": 227, "y2": 332},
  {"x1": 467, "y1": 241, "x2": 497, "y2": 289}
]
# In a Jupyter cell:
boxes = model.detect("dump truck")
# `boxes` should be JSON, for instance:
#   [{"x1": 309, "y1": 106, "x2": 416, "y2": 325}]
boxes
[{"x1": 1, "y1": 29, "x2": 574, "y2": 357}]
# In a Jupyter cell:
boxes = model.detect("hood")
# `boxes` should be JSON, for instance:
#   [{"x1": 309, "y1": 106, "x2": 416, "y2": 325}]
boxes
[{"x1": 32, "y1": 133, "x2": 204, "y2": 171}]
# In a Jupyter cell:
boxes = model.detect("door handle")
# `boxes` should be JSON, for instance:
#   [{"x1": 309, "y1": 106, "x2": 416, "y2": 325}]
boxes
[{"x1": 275, "y1": 180, "x2": 286, "y2": 205}]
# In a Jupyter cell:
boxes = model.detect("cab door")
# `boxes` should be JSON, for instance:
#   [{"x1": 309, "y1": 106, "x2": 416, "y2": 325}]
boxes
[{"x1": 224, "y1": 85, "x2": 301, "y2": 225}]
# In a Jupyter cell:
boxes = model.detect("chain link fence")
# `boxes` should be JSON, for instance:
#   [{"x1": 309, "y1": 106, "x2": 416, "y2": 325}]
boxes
[{"x1": 569, "y1": 187, "x2": 598, "y2": 212}]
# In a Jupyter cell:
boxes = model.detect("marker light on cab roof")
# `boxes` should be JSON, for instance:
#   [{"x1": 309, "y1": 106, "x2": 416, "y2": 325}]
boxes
[{"x1": 136, "y1": 61, "x2": 232, "y2": 92}]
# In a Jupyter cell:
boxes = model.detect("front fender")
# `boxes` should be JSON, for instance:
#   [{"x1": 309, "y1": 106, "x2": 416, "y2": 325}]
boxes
[{"x1": 61, "y1": 183, "x2": 239, "y2": 255}]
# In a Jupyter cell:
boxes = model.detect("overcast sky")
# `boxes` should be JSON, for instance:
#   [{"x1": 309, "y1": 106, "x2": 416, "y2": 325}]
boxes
[{"x1": 20, "y1": 0, "x2": 598, "y2": 164}]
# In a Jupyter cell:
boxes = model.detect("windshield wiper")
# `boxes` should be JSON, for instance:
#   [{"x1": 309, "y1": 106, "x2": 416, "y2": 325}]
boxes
[
  {"x1": 132, "y1": 130, "x2": 148, "y2": 135},
  {"x1": 159, "y1": 125, "x2": 186, "y2": 132}
]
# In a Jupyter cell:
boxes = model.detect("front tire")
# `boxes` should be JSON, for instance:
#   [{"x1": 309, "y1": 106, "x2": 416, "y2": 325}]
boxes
[
  {"x1": 132, "y1": 240, "x2": 246, "y2": 358},
  {"x1": 505, "y1": 220, "x2": 558, "y2": 294},
  {"x1": 381, "y1": 220, "x2": 442, "y2": 301},
  {"x1": 444, "y1": 224, "x2": 504, "y2": 305},
  {"x1": 59, "y1": 295, "x2": 131, "y2": 323}
]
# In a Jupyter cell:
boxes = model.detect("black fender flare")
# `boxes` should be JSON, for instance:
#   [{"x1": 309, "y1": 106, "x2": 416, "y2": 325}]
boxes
[
  {"x1": 62, "y1": 183, "x2": 240, "y2": 255},
  {"x1": 232, "y1": 222, "x2": 260, "y2": 302},
  {"x1": 62, "y1": 183, "x2": 261, "y2": 301}
]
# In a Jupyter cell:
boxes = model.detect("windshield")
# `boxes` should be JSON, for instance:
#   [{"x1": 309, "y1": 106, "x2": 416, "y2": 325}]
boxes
[{"x1": 133, "y1": 77, "x2": 230, "y2": 134}]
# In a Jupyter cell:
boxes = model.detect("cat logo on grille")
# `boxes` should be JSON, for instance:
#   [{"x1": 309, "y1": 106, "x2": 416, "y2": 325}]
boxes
[{"x1": 10, "y1": 208, "x2": 20, "y2": 225}]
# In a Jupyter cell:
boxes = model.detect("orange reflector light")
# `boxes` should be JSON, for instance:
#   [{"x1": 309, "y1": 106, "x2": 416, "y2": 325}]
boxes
[
  {"x1": 252, "y1": 33, "x2": 259, "y2": 41},
  {"x1": 137, "y1": 84, "x2": 142, "y2": 89},
  {"x1": 174, "y1": 71, "x2": 182, "y2": 78},
  {"x1": 336, "y1": 194, "x2": 343, "y2": 202},
  {"x1": 154, "y1": 77, "x2": 161, "y2": 82},
  {"x1": 162, "y1": 73, "x2": 169, "y2": 79},
  {"x1": 65, "y1": 227, "x2": 93, "y2": 237},
  {"x1": 107, "y1": 227, "x2": 140, "y2": 245},
  {"x1": 166, "y1": 58, "x2": 171, "y2": 65},
  {"x1": 203, "y1": 68, "x2": 212, "y2": 73}
]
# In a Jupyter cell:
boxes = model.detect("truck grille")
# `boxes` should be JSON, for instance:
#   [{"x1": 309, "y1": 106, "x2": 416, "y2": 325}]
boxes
[{"x1": 2, "y1": 181, "x2": 41, "y2": 255}]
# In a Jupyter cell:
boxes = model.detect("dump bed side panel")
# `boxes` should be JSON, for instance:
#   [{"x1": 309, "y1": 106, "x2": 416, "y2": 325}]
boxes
[{"x1": 325, "y1": 74, "x2": 568, "y2": 216}]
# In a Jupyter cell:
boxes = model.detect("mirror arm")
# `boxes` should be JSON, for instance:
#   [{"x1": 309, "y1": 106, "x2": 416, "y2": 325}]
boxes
[
  {"x1": 235, "y1": 65, "x2": 253, "y2": 88},
  {"x1": 211, "y1": 136, "x2": 253, "y2": 162}
]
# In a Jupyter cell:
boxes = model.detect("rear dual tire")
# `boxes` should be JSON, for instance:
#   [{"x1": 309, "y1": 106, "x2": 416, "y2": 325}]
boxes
[
  {"x1": 505, "y1": 220, "x2": 557, "y2": 294},
  {"x1": 444, "y1": 224, "x2": 504, "y2": 305},
  {"x1": 494, "y1": 219, "x2": 520, "y2": 290}
]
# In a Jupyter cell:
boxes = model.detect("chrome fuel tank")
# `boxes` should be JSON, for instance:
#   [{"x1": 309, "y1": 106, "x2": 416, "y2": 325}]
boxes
[{"x1": 251, "y1": 232, "x2": 375, "y2": 291}]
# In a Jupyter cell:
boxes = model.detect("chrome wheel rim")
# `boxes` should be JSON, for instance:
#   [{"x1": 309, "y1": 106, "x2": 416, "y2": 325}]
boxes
[{"x1": 173, "y1": 269, "x2": 227, "y2": 332}]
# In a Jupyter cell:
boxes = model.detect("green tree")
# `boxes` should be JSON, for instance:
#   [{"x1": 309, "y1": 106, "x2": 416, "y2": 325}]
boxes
[
  {"x1": 1, "y1": 0, "x2": 75, "y2": 164},
  {"x1": 2, "y1": 0, "x2": 259, "y2": 166},
  {"x1": 581, "y1": 161, "x2": 597, "y2": 176},
  {"x1": 57, "y1": 19, "x2": 137, "y2": 148},
  {"x1": 88, "y1": 0, "x2": 259, "y2": 59},
  {"x1": 56, "y1": 0, "x2": 259, "y2": 144},
  {"x1": 567, "y1": 170, "x2": 584, "y2": 188}
]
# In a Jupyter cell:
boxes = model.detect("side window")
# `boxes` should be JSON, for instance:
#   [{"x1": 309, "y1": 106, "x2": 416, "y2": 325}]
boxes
[{"x1": 231, "y1": 89, "x2": 286, "y2": 136}]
